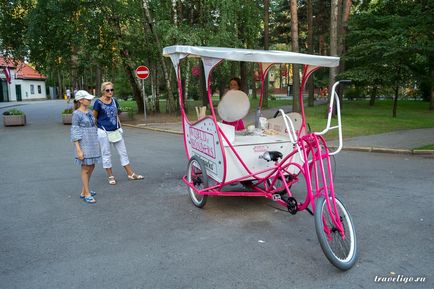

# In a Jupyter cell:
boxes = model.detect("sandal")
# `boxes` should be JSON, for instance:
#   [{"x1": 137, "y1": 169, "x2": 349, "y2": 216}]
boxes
[
  {"x1": 83, "y1": 195, "x2": 96, "y2": 204},
  {"x1": 108, "y1": 176, "x2": 117, "y2": 185},
  {"x1": 80, "y1": 191, "x2": 96, "y2": 199},
  {"x1": 128, "y1": 173, "x2": 144, "y2": 180}
]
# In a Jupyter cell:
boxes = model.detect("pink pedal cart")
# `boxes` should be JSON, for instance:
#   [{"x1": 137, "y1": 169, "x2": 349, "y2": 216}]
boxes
[{"x1": 163, "y1": 45, "x2": 358, "y2": 270}]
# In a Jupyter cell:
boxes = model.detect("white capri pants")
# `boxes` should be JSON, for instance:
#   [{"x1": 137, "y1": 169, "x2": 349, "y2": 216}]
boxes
[{"x1": 97, "y1": 128, "x2": 130, "y2": 169}]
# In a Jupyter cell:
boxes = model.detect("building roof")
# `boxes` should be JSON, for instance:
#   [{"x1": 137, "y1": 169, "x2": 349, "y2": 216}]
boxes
[
  {"x1": 15, "y1": 63, "x2": 47, "y2": 80},
  {"x1": 0, "y1": 56, "x2": 15, "y2": 68},
  {"x1": 0, "y1": 56, "x2": 47, "y2": 80}
]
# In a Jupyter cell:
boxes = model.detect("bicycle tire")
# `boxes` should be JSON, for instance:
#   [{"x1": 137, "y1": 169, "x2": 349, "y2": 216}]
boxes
[
  {"x1": 314, "y1": 196, "x2": 358, "y2": 270},
  {"x1": 186, "y1": 156, "x2": 208, "y2": 208}
]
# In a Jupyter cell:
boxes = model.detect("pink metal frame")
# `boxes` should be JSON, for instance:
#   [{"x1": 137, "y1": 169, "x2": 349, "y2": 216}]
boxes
[{"x1": 177, "y1": 59, "x2": 345, "y2": 239}]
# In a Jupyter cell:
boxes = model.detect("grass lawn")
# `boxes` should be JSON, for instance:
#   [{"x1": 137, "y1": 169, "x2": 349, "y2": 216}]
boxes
[
  {"x1": 415, "y1": 144, "x2": 434, "y2": 150},
  {"x1": 304, "y1": 100, "x2": 434, "y2": 139},
  {"x1": 119, "y1": 98, "x2": 434, "y2": 138}
]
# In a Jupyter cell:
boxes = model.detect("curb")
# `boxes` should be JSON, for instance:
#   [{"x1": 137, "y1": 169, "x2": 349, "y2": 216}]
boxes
[
  {"x1": 371, "y1": 147, "x2": 412, "y2": 154},
  {"x1": 123, "y1": 124, "x2": 183, "y2": 135},
  {"x1": 0, "y1": 104, "x2": 27, "y2": 110},
  {"x1": 125, "y1": 124, "x2": 434, "y2": 155},
  {"x1": 329, "y1": 146, "x2": 434, "y2": 155},
  {"x1": 412, "y1": 149, "x2": 434, "y2": 155}
]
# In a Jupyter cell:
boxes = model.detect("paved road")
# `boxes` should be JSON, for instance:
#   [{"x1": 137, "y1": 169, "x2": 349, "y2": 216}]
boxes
[{"x1": 0, "y1": 101, "x2": 433, "y2": 288}]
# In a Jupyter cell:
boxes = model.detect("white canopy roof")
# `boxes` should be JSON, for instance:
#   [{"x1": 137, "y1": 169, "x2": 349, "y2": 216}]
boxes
[{"x1": 163, "y1": 45, "x2": 339, "y2": 67}]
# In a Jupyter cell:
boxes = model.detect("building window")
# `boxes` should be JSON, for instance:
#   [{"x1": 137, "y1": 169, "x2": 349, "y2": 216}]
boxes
[
  {"x1": 38, "y1": 85, "x2": 41, "y2": 94},
  {"x1": 30, "y1": 85, "x2": 35, "y2": 94}
]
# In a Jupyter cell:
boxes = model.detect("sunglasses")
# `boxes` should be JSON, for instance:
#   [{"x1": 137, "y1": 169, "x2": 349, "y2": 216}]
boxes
[{"x1": 105, "y1": 89, "x2": 114, "y2": 92}]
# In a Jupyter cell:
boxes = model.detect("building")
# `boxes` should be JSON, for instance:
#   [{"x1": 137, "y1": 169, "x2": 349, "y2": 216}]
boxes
[{"x1": 0, "y1": 56, "x2": 47, "y2": 102}]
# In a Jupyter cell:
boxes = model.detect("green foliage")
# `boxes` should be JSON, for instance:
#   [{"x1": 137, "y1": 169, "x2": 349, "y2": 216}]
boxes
[
  {"x1": 344, "y1": 86, "x2": 366, "y2": 100},
  {"x1": 3, "y1": 0, "x2": 433, "y2": 116},
  {"x1": 0, "y1": 0, "x2": 33, "y2": 59},
  {"x1": 62, "y1": 108, "x2": 74, "y2": 114},
  {"x1": 415, "y1": 144, "x2": 434, "y2": 150},
  {"x1": 341, "y1": 0, "x2": 434, "y2": 100},
  {"x1": 3, "y1": 108, "x2": 25, "y2": 115},
  {"x1": 118, "y1": 99, "x2": 138, "y2": 112},
  {"x1": 306, "y1": 100, "x2": 434, "y2": 139}
]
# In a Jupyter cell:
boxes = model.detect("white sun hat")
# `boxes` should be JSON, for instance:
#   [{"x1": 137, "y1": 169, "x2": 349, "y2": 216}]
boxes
[{"x1": 75, "y1": 90, "x2": 95, "y2": 100}]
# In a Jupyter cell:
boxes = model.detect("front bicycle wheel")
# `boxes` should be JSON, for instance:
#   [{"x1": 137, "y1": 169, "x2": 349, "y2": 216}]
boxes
[
  {"x1": 186, "y1": 156, "x2": 208, "y2": 208},
  {"x1": 314, "y1": 196, "x2": 358, "y2": 270}
]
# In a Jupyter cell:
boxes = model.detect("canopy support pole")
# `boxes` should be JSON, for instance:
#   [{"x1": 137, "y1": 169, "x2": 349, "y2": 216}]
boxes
[{"x1": 299, "y1": 64, "x2": 320, "y2": 137}]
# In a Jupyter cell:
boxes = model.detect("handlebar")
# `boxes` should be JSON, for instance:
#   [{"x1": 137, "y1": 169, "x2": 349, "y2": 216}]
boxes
[
  {"x1": 314, "y1": 80, "x2": 351, "y2": 155},
  {"x1": 339, "y1": 80, "x2": 352, "y2": 85},
  {"x1": 273, "y1": 110, "x2": 280, "y2": 118}
]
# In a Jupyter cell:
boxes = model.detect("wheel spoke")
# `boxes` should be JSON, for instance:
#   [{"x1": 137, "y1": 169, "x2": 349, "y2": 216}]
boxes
[
  {"x1": 186, "y1": 157, "x2": 208, "y2": 208},
  {"x1": 315, "y1": 196, "x2": 358, "y2": 270}
]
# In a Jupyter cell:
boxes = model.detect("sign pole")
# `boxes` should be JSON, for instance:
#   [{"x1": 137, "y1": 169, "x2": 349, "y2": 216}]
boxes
[
  {"x1": 135, "y1": 65, "x2": 150, "y2": 123},
  {"x1": 143, "y1": 79, "x2": 147, "y2": 122}
]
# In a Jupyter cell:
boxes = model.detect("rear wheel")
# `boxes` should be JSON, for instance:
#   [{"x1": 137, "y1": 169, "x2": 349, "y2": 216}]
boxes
[
  {"x1": 314, "y1": 196, "x2": 358, "y2": 270},
  {"x1": 186, "y1": 156, "x2": 208, "y2": 208}
]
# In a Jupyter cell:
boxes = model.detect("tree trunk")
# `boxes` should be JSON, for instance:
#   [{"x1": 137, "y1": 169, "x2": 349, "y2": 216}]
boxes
[
  {"x1": 369, "y1": 85, "x2": 377, "y2": 106},
  {"x1": 337, "y1": 0, "x2": 352, "y2": 108},
  {"x1": 155, "y1": 66, "x2": 160, "y2": 113},
  {"x1": 430, "y1": 85, "x2": 434, "y2": 110},
  {"x1": 252, "y1": 63, "x2": 257, "y2": 100},
  {"x1": 240, "y1": 62, "x2": 248, "y2": 95},
  {"x1": 319, "y1": 35, "x2": 325, "y2": 55},
  {"x1": 148, "y1": 60, "x2": 156, "y2": 112},
  {"x1": 109, "y1": 14, "x2": 144, "y2": 113},
  {"x1": 124, "y1": 61, "x2": 144, "y2": 114},
  {"x1": 392, "y1": 85, "x2": 399, "y2": 118},
  {"x1": 219, "y1": 79, "x2": 225, "y2": 100},
  {"x1": 290, "y1": 0, "x2": 300, "y2": 112},
  {"x1": 430, "y1": 59, "x2": 434, "y2": 110},
  {"x1": 329, "y1": 0, "x2": 339, "y2": 116},
  {"x1": 279, "y1": 64, "x2": 282, "y2": 89},
  {"x1": 307, "y1": 0, "x2": 314, "y2": 107},
  {"x1": 70, "y1": 45, "x2": 79, "y2": 91},
  {"x1": 171, "y1": 0, "x2": 178, "y2": 27},
  {"x1": 57, "y1": 70, "x2": 63, "y2": 100},
  {"x1": 263, "y1": 0, "x2": 269, "y2": 108},
  {"x1": 95, "y1": 64, "x2": 102, "y2": 97},
  {"x1": 199, "y1": 60, "x2": 207, "y2": 107},
  {"x1": 338, "y1": 0, "x2": 352, "y2": 56},
  {"x1": 142, "y1": 0, "x2": 175, "y2": 113},
  {"x1": 119, "y1": 48, "x2": 143, "y2": 113}
]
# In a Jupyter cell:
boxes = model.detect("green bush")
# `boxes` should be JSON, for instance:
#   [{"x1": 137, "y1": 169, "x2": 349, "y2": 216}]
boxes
[
  {"x1": 62, "y1": 108, "x2": 74, "y2": 114},
  {"x1": 120, "y1": 106, "x2": 136, "y2": 119},
  {"x1": 344, "y1": 87, "x2": 366, "y2": 100},
  {"x1": 3, "y1": 108, "x2": 25, "y2": 115}
]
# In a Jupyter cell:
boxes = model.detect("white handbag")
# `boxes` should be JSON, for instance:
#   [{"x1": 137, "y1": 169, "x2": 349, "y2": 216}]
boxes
[{"x1": 106, "y1": 129, "x2": 122, "y2": 143}]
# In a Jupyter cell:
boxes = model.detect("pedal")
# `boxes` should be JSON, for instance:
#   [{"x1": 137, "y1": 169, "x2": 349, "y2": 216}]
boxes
[
  {"x1": 286, "y1": 197, "x2": 298, "y2": 215},
  {"x1": 272, "y1": 194, "x2": 282, "y2": 201}
]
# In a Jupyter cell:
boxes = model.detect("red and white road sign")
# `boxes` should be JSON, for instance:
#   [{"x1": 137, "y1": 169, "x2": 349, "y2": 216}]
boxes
[{"x1": 135, "y1": 66, "x2": 150, "y2": 79}]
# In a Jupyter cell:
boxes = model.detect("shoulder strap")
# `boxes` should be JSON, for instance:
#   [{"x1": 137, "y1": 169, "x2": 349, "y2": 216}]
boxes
[
  {"x1": 112, "y1": 98, "x2": 121, "y2": 129},
  {"x1": 113, "y1": 98, "x2": 120, "y2": 109}
]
